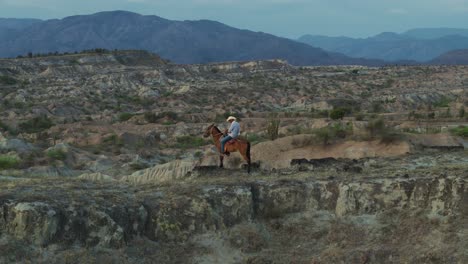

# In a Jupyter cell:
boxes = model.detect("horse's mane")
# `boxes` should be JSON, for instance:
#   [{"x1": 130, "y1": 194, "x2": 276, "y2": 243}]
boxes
[{"x1": 212, "y1": 125, "x2": 221, "y2": 133}]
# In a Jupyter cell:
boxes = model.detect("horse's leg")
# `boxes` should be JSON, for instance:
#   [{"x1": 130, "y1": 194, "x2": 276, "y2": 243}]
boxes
[
  {"x1": 239, "y1": 142, "x2": 251, "y2": 174},
  {"x1": 219, "y1": 155, "x2": 224, "y2": 168}
]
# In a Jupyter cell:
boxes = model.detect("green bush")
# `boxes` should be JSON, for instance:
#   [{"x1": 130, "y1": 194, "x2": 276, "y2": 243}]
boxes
[
  {"x1": 194, "y1": 151, "x2": 203, "y2": 158},
  {"x1": 459, "y1": 107, "x2": 465, "y2": 118},
  {"x1": 450, "y1": 126, "x2": 468, "y2": 137},
  {"x1": 365, "y1": 118, "x2": 403, "y2": 142},
  {"x1": 46, "y1": 149, "x2": 67, "y2": 161},
  {"x1": 330, "y1": 108, "x2": 346, "y2": 120},
  {"x1": 118, "y1": 112, "x2": 134, "y2": 122},
  {"x1": 312, "y1": 110, "x2": 329, "y2": 118},
  {"x1": 245, "y1": 133, "x2": 267, "y2": 145},
  {"x1": 0, "y1": 75, "x2": 18, "y2": 85},
  {"x1": 0, "y1": 120, "x2": 9, "y2": 131},
  {"x1": 103, "y1": 134, "x2": 124, "y2": 146},
  {"x1": 370, "y1": 101, "x2": 384, "y2": 113},
  {"x1": 366, "y1": 118, "x2": 386, "y2": 138},
  {"x1": 313, "y1": 123, "x2": 353, "y2": 145},
  {"x1": 144, "y1": 112, "x2": 158, "y2": 123},
  {"x1": 0, "y1": 155, "x2": 20, "y2": 170},
  {"x1": 19, "y1": 116, "x2": 54, "y2": 133},
  {"x1": 266, "y1": 119, "x2": 280, "y2": 140},
  {"x1": 175, "y1": 136, "x2": 208, "y2": 149},
  {"x1": 355, "y1": 113, "x2": 365, "y2": 121},
  {"x1": 433, "y1": 97, "x2": 451, "y2": 108}
]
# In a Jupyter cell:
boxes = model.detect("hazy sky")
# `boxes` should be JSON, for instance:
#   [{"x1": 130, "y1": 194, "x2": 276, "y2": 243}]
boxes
[{"x1": 0, "y1": 0, "x2": 467, "y2": 38}]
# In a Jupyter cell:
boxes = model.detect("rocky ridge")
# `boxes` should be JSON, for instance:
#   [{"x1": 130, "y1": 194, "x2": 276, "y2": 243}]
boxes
[{"x1": 1, "y1": 152, "x2": 468, "y2": 263}]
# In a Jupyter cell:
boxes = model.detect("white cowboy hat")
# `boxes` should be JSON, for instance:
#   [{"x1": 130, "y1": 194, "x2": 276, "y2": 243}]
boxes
[{"x1": 226, "y1": 116, "x2": 237, "y2": 121}]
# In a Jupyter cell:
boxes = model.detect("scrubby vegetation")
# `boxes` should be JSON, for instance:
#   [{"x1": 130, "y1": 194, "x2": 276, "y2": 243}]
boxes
[
  {"x1": 174, "y1": 136, "x2": 209, "y2": 149},
  {"x1": 0, "y1": 155, "x2": 20, "y2": 170},
  {"x1": 450, "y1": 126, "x2": 468, "y2": 137},
  {"x1": 313, "y1": 123, "x2": 354, "y2": 145},
  {"x1": 329, "y1": 108, "x2": 346, "y2": 120},
  {"x1": 0, "y1": 75, "x2": 18, "y2": 85},
  {"x1": 266, "y1": 119, "x2": 280, "y2": 140},
  {"x1": 19, "y1": 116, "x2": 54, "y2": 133},
  {"x1": 46, "y1": 149, "x2": 67, "y2": 161},
  {"x1": 118, "y1": 112, "x2": 135, "y2": 122},
  {"x1": 433, "y1": 97, "x2": 452, "y2": 108},
  {"x1": 366, "y1": 118, "x2": 403, "y2": 142},
  {"x1": 144, "y1": 111, "x2": 181, "y2": 123}
]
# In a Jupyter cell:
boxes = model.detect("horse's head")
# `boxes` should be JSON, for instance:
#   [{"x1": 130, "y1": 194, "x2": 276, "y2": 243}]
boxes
[{"x1": 203, "y1": 124, "x2": 215, "y2": 138}]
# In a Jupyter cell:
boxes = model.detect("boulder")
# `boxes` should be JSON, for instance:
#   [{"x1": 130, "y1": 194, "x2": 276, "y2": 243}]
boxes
[{"x1": 0, "y1": 134, "x2": 34, "y2": 153}]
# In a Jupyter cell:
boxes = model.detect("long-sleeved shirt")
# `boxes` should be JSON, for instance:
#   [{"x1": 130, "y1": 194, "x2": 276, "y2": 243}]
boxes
[{"x1": 228, "y1": 121, "x2": 240, "y2": 138}]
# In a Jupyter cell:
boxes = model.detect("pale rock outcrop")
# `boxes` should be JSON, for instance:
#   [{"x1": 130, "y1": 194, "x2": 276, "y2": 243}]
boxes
[
  {"x1": 121, "y1": 160, "x2": 195, "y2": 184},
  {"x1": 78, "y1": 172, "x2": 115, "y2": 182},
  {"x1": 0, "y1": 133, "x2": 34, "y2": 153},
  {"x1": 4, "y1": 202, "x2": 60, "y2": 246}
]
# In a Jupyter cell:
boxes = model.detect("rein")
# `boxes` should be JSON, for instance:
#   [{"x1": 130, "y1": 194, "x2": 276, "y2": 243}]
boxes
[{"x1": 210, "y1": 126, "x2": 224, "y2": 137}]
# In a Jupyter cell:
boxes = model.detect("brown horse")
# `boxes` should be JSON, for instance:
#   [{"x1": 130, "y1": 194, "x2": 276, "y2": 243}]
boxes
[{"x1": 203, "y1": 124, "x2": 251, "y2": 173}]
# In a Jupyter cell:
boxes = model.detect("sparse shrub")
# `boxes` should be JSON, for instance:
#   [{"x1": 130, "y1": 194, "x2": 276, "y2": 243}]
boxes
[
  {"x1": 310, "y1": 109, "x2": 329, "y2": 118},
  {"x1": 365, "y1": 118, "x2": 402, "y2": 142},
  {"x1": 129, "y1": 162, "x2": 149, "y2": 171},
  {"x1": 118, "y1": 112, "x2": 134, "y2": 122},
  {"x1": 175, "y1": 136, "x2": 208, "y2": 149},
  {"x1": 441, "y1": 108, "x2": 452, "y2": 118},
  {"x1": 144, "y1": 111, "x2": 181, "y2": 123},
  {"x1": 355, "y1": 113, "x2": 365, "y2": 121},
  {"x1": 380, "y1": 131, "x2": 404, "y2": 144},
  {"x1": 155, "y1": 111, "x2": 180, "y2": 122},
  {"x1": 144, "y1": 112, "x2": 159, "y2": 123},
  {"x1": 0, "y1": 75, "x2": 18, "y2": 85},
  {"x1": 162, "y1": 91, "x2": 173, "y2": 97},
  {"x1": 370, "y1": 101, "x2": 384, "y2": 113},
  {"x1": 314, "y1": 127, "x2": 332, "y2": 145},
  {"x1": 245, "y1": 133, "x2": 266, "y2": 145},
  {"x1": 287, "y1": 125, "x2": 307, "y2": 135},
  {"x1": 194, "y1": 151, "x2": 203, "y2": 158},
  {"x1": 459, "y1": 107, "x2": 465, "y2": 118},
  {"x1": 291, "y1": 135, "x2": 314, "y2": 148},
  {"x1": 19, "y1": 115, "x2": 54, "y2": 133},
  {"x1": 366, "y1": 118, "x2": 386, "y2": 138},
  {"x1": 0, "y1": 120, "x2": 9, "y2": 132},
  {"x1": 427, "y1": 112, "x2": 435, "y2": 119},
  {"x1": 313, "y1": 123, "x2": 353, "y2": 145},
  {"x1": 433, "y1": 97, "x2": 451, "y2": 108},
  {"x1": 266, "y1": 119, "x2": 280, "y2": 140},
  {"x1": 330, "y1": 108, "x2": 346, "y2": 120},
  {"x1": 46, "y1": 149, "x2": 67, "y2": 161},
  {"x1": 450, "y1": 126, "x2": 468, "y2": 137},
  {"x1": 0, "y1": 155, "x2": 20, "y2": 170},
  {"x1": 103, "y1": 134, "x2": 123, "y2": 146}
]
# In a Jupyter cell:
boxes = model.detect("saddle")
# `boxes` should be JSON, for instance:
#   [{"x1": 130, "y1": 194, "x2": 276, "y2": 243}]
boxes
[{"x1": 226, "y1": 138, "x2": 238, "y2": 145}]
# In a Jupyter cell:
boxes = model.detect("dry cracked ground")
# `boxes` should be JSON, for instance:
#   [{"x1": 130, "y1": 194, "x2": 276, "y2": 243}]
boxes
[{"x1": 1, "y1": 50, "x2": 468, "y2": 263}]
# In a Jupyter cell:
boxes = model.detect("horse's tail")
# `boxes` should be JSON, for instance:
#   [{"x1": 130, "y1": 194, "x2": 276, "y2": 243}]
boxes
[{"x1": 246, "y1": 141, "x2": 251, "y2": 173}]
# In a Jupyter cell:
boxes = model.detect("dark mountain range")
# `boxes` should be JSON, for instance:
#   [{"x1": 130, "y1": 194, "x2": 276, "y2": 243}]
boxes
[
  {"x1": 0, "y1": 11, "x2": 383, "y2": 66},
  {"x1": 298, "y1": 28, "x2": 468, "y2": 62},
  {"x1": 429, "y1": 49, "x2": 468, "y2": 65},
  {"x1": 403, "y1": 28, "x2": 468, "y2": 39}
]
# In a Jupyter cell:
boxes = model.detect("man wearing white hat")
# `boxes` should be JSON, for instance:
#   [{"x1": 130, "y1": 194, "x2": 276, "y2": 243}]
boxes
[{"x1": 220, "y1": 116, "x2": 240, "y2": 155}]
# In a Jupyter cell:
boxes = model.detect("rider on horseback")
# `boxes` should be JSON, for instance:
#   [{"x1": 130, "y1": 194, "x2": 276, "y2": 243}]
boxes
[{"x1": 220, "y1": 116, "x2": 240, "y2": 155}]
